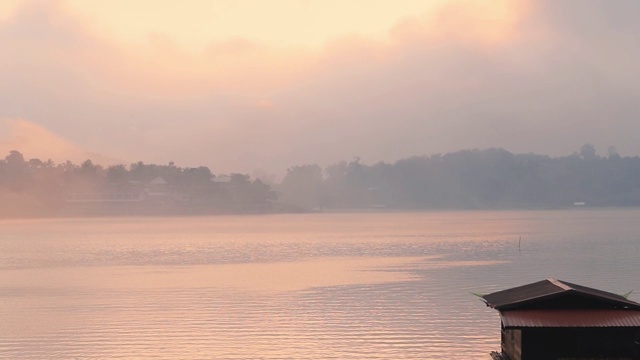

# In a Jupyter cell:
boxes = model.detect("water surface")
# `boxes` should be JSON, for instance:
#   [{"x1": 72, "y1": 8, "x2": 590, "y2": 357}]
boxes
[{"x1": 2, "y1": 210, "x2": 640, "y2": 359}]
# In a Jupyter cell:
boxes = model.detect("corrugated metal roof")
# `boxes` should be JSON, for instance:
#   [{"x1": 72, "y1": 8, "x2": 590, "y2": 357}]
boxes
[
  {"x1": 501, "y1": 310, "x2": 640, "y2": 328},
  {"x1": 481, "y1": 278, "x2": 640, "y2": 311}
]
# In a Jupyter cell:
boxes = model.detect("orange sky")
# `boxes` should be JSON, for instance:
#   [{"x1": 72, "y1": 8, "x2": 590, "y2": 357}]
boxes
[
  {"x1": 2, "y1": 1, "x2": 638, "y2": 174},
  {"x1": 66, "y1": 0, "x2": 448, "y2": 50},
  {"x1": 49, "y1": 0, "x2": 525, "y2": 98},
  {"x1": 63, "y1": 0, "x2": 523, "y2": 54},
  {"x1": 1, "y1": 1, "x2": 452, "y2": 48}
]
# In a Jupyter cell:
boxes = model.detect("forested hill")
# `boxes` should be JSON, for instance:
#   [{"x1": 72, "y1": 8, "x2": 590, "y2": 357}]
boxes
[
  {"x1": 2, "y1": 145, "x2": 640, "y2": 217},
  {"x1": 279, "y1": 145, "x2": 640, "y2": 210}
]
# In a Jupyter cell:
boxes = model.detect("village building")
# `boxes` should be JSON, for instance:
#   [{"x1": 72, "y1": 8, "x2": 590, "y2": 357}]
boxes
[
  {"x1": 146, "y1": 176, "x2": 169, "y2": 196},
  {"x1": 482, "y1": 278, "x2": 640, "y2": 360},
  {"x1": 64, "y1": 176, "x2": 185, "y2": 213}
]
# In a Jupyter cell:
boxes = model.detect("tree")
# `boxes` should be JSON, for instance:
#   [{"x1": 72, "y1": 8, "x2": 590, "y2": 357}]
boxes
[
  {"x1": 580, "y1": 143, "x2": 597, "y2": 160},
  {"x1": 607, "y1": 146, "x2": 620, "y2": 159},
  {"x1": 5, "y1": 150, "x2": 26, "y2": 169},
  {"x1": 80, "y1": 159, "x2": 99, "y2": 175},
  {"x1": 280, "y1": 164, "x2": 325, "y2": 210},
  {"x1": 250, "y1": 179, "x2": 276, "y2": 211},
  {"x1": 3, "y1": 150, "x2": 29, "y2": 192},
  {"x1": 107, "y1": 165, "x2": 128, "y2": 184},
  {"x1": 184, "y1": 166, "x2": 213, "y2": 186}
]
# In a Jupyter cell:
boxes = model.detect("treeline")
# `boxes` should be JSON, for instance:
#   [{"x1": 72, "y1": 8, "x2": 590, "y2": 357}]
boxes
[
  {"x1": 278, "y1": 144, "x2": 640, "y2": 210},
  {"x1": 0, "y1": 150, "x2": 278, "y2": 217},
  {"x1": 2, "y1": 144, "x2": 640, "y2": 217}
]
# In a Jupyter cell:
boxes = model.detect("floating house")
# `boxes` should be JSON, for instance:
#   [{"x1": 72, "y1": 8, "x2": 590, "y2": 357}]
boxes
[{"x1": 482, "y1": 278, "x2": 640, "y2": 360}]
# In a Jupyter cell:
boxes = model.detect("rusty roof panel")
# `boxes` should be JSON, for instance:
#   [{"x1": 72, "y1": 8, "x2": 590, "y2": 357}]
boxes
[{"x1": 501, "y1": 310, "x2": 640, "y2": 328}]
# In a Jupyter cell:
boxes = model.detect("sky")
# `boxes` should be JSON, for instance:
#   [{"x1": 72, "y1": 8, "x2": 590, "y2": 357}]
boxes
[{"x1": 1, "y1": 0, "x2": 639, "y2": 176}]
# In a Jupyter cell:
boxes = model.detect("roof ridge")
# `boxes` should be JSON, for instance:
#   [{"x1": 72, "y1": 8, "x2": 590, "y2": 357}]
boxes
[
  {"x1": 548, "y1": 278, "x2": 572, "y2": 291},
  {"x1": 482, "y1": 279, "x2": 640, "y2": 310}
]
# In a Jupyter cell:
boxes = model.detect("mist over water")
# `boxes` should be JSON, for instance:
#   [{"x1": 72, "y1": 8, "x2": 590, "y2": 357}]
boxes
[{"x1": 2, "y1": 210, "x2": 640, "y2": 359}]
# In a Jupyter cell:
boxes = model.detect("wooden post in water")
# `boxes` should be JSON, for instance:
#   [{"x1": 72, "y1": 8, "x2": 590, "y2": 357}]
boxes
[{"x1": 518, "y1": 236, "x2": 521, "y2": 252}]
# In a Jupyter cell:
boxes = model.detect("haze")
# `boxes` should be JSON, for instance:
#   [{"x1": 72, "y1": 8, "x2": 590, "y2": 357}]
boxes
[{"x1": 1, "y1": 0, "x2": 639, "y2": 175}]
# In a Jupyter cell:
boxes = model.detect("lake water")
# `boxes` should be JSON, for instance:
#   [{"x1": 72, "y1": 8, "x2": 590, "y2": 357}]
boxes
[{"x1": 2, "y1": 210, "x2": 640, "y2": 359}]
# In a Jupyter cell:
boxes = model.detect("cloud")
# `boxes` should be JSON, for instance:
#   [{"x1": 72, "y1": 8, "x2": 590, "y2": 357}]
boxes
[
  {"x1": 0, "y1": 118, "x2": 120, "y2": 165},
  {"x1": 1, "y1": 1, "x2": 639, "y2": 175},
  {"x1": 254, "y1": 99, "x2": 275, "y2": 110}
]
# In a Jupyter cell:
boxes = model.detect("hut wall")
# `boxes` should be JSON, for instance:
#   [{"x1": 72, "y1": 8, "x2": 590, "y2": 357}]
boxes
[
  {"x1": 502, "y1": 328, "x2": 521, "y2": 360},
  {"x1": 520, "y1": 328, "x2": 640, "y2": 360}
]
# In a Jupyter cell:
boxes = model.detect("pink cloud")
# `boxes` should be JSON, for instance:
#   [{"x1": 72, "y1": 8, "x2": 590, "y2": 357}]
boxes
[{"x1": 0, "y1": 118, "x2": 121, "y2": 165}]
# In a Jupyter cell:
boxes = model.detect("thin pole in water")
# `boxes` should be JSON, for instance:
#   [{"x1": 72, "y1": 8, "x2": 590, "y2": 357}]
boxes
[{"x1": 518, "y1": 236, "x2": 521, "y2": 252}]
